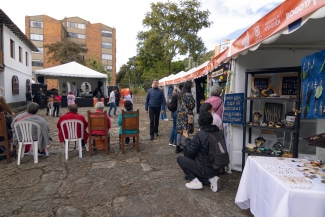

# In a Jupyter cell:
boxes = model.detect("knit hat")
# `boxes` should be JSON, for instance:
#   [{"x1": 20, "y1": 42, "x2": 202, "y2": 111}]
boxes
[{"x1": 199, "y1": 103, "x2": 212, "y2": 112}]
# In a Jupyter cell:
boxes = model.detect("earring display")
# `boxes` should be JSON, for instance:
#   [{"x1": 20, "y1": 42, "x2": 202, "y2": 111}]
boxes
[{"x1": 264, "y1": 103, "x2": 283, "y2": 123}]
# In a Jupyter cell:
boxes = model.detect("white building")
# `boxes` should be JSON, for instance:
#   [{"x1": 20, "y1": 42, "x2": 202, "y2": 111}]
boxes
[{"x1": 0, "y1": 9, "x2": 38, "y2": 104}]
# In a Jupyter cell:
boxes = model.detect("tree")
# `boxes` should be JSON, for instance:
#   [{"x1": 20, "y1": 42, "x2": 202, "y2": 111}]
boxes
[
  {"x1": 44, "y1": 41, "x2": 88, "y2": 65},
  {"x1": 86, "y1": 56, "x2": 111, "y2": 82},
  {"x1": 137, "y1": 0, "x2": 212, "y2": 75}
]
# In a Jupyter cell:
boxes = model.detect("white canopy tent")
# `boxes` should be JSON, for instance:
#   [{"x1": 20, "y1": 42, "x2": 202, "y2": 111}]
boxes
[{"x1": 34, "y1": 61, "x2": 108, "y2": 97}]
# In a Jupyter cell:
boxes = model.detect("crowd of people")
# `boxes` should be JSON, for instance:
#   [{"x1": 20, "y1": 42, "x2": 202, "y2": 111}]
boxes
[
  {"x1": 1, "y1": 80, "x2": 225, "y2": 193},
  {"x1": 145, "y1": 79, "x2": 225, "y2": 192}
]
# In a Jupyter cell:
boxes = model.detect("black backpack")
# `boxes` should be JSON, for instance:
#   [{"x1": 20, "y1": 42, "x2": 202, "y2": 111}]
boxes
[
  {"x1": 167, "y1": 94, "x2": 178, "y2": 112},
  {"x1": 208, "y1": 130, "x2": 229, "y2": 169}
]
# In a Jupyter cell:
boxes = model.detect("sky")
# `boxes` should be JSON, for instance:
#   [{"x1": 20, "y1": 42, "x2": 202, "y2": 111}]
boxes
[{"x1": 1, "y1": 0, "x2": 284, "y2": 72}]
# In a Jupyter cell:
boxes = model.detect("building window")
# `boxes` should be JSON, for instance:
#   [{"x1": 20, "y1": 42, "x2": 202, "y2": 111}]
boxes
[
  {"x1": 102, "y1": 30, "x2": 112, "y2": 37},
  {"x1": 30, "y1": 21, "x2": 43, "y2": 28},
  {"x1": 12, "y1": 76, "x2": 19, "y2": 95},
  {"x1": 104, "y1": 65, "x2": 112, "y2": 72},
  {"x1": 67, "y1": 32, "x2": 85, "y2": 39},
  {"x1": 19, "y1": 47, "x2": 23, "y2": 63},
  {"x1": 67, "y1": 22, "x2": 77, "y2": 28},
  {"x1": 25, "y1": 52, "x2": 29, "y2": 66},
  {"x1": 102, "y1": 42, "x2": 112, "y2": 49},
  {"x1": 32, "y1": 47, "x2": 43, "y2": 54},
  {"x1": 26, "y1": 79, "x2": 31, "y2": 92},
  {"x1": 77, "y1": 34, "x2": 86, "y2": 39},
  {"x1": 78, "y1": 23, "x2": 86, "y2": 29},
  {"x1": 32, "y1": 60, "x2": 44, "y2": 67},
  {"x1": 10, "y1": 39, "x2": 15, "y2": 58},
  {"x1": 102, "y1": 54, "x2": 112, "y2": 60},
  {"x1": 30, "y1": 34, "x2": 43, "y2": 41}
]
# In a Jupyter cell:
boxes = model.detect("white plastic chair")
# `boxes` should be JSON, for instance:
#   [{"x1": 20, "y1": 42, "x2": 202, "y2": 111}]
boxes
[
  {"x1": 48, "y1": 102, "x2": 55, "y2": 116},
  {"x1": 60, "y1": 119, "x2": 87, "y2": 160},
  {"x1": 14, "y1": 121, "x2": 48, "y2": 165}
]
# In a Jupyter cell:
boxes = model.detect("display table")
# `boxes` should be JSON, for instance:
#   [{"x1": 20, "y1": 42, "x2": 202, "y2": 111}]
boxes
[{"x1": 235, "y1": 156, "x2": 325, "y2": 217}]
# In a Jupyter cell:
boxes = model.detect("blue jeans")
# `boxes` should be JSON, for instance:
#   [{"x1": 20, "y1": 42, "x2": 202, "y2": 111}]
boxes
[
  {"x1": 169, "y1": 111, "x2": 177, "y2": 144},
  {"x1": 160, "y1": 106, "x2": 167, "y2": 120},
  {"x1": 108, "y1": 102, "x2": 117, "y2": 116}
]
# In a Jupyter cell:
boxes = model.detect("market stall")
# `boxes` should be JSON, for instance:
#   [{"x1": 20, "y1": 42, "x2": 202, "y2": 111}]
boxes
[{"x1": 34, "y1": 61, "x2": 108, "y2": 107}]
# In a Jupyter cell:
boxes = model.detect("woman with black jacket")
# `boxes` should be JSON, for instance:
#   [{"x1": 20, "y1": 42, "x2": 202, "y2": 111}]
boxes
[{"x1": 177, "y1": 111, "x2": 224, "y2": 192}]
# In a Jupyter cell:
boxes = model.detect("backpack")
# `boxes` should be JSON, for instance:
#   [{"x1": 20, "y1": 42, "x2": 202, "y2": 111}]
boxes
[
  {"x1": 167, "y1": 94, "x2": 178, "y2": 112},
  {"x1": 208, "y1": 130, "x2": 229, "y2": 169}
]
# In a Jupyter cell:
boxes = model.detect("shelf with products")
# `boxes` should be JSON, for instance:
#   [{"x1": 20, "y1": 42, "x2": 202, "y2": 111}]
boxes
[
  {"x1": 242, "y1": 66, "x2": 302, "y2": 171},
  {"x1": 243, "y1": 148, "x2": 283, "y2": 157}
]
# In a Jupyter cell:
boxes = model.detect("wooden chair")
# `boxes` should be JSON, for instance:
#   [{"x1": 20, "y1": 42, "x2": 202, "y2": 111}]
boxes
[
  {"x1": 119, "y1": 110, "x2": 140, "y2": 154},
  {"x1": 87, "y1": 110, "x2": 110, "y2": 156},
  {"x1": 0, "y1": 112, "x2": 12, "y2": 163}
]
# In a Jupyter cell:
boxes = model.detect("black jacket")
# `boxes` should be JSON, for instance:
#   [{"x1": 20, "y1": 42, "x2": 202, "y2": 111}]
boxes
[{"x1": 184, "y1": 125, "x2": 220, "y2": 175}]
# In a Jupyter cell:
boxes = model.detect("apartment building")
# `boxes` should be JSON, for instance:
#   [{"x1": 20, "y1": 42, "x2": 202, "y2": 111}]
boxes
[{"x1": 25, "y1": 15, "x2": 116, "y2": 85}]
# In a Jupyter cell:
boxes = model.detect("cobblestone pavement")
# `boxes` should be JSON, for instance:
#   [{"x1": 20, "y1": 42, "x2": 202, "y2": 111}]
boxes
[{"x1": 0, "y1": 104, "x2": 253, "y2": 217}]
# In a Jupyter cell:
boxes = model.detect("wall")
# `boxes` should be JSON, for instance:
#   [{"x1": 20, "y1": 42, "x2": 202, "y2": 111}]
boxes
[
  {"x1": 2, "y1": 25, "x2": 32, "y2": 103},
  {"x1": 230, "y1": 49, "x2": 320, "y2": 171}
]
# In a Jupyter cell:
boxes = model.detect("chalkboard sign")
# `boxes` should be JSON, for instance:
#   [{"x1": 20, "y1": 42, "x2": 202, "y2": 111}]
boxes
[{"x1": 223, "y1": 93, "x2": 244, "y2": 124}]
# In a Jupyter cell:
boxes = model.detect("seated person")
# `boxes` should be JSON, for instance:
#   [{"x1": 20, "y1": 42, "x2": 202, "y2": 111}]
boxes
[
  {"x1": 118, "y1": 100, "x2": 137, "y2": 144},
  {"x1": 0, "y1": 86, "x2": 15, "y2": 116},
  {"x1": 177, "y1": 111, "x2": 224, "y2": 192},
  {"x1": 11, "y1": 103, "x2": 52, "y2": 155},
  {"x1": 0, "y1": 102, "x2": 13, "y2": 141},
  {"x1": 85, "y1": 85, "x2": 90, "y2": 94},
  {"x1": 199, "y1": 103, "x2": 222, "y2": 129},
  {"x1": 46, "y1": 95, "x2": 54, "y2": 116},
  {"x1": 90, "y1": 102, "x2": 111, "y2": 150},
  {"x1": 57, "y1": 104, "x2": 88, "y2": 147}
]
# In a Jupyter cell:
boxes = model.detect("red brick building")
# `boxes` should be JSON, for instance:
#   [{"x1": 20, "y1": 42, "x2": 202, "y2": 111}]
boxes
[{"x1": 25, "y1": 15, "x2": 116, "y2": 86}]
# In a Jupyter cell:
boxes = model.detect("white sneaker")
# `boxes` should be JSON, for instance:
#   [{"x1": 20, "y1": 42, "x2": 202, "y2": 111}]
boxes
[
  {"x1": 210, "y1": 176, "x2": 221, "y2": 192},
  {"x1": 164, "y1": 119, "x2": 169, "y2": 121},
  {"x1": 169, "y1": 143, "x2": 174, "y2": 146},
  {"x1": 185, "y1": 180, "x2": 203, "y2": 190}
]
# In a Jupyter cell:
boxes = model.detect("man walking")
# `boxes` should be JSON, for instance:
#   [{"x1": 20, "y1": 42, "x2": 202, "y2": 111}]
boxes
[
  {"x1": 25, "y1": 89, "x2": 33, "y2": 107},
  {"x1": 145, "y1": 80, "x2": 166, "y2": 141},
  {"x1": 108, "y1": 87, "x2": 117, "y2": 117}
]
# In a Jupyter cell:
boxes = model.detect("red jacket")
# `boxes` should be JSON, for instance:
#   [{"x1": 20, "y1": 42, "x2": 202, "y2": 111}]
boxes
[
  {"x1": 57, "y1": 112, "x2": 88, "y2": 143},
  {"x1": 90, "y1": 110, "x2": 111, "y2": 135}
]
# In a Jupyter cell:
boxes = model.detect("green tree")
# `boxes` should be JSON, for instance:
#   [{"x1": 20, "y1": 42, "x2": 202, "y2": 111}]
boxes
[
  {"x1": 44, "y1": 41, "x2": 88, "y2": 65},
  {"x1": 137, "y1": 0, "x2": 212, "y2": 75},
  {"x1": 172, "y1": 60, "x2": 185, "y2": 74},
  {"x1": 86, "y1": 56, "x2": 111, "y2": 82}
]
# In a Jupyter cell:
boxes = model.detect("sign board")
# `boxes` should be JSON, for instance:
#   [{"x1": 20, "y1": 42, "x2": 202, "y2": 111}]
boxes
[{"x1": 223, "y1": 93, "x2": 244, "y2": 124}]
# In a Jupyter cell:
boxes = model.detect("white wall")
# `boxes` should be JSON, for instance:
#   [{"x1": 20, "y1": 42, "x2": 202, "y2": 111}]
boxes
[
  {"x1": 2, "y1": 25, "x2": 33, "y2": 103},
  {"x1": 231, "y1": 49, "x2": 320, "y2": 171}
]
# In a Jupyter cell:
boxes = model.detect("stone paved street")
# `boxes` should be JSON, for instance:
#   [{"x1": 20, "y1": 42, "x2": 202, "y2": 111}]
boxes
[{"x1": 0, "y1": 104, "x2": 253, "y2": 217}]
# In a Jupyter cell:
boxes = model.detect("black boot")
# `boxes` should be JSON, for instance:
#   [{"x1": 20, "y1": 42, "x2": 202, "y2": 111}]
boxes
[{"x1": 175, "y1": 145, "x2": 183, "y2": 154}]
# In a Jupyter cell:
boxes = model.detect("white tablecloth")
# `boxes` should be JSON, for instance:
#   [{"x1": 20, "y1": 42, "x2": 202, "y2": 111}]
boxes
[{"x1": 235, "y1": 156, "x2": 325, "y2": 217}]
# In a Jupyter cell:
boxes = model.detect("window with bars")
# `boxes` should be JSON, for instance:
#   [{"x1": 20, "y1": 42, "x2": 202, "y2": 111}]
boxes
[
  {"x1": 102, "y1": 54, "x2": 112, "y2": 60},
  {"x1": 102, "y1": 30, "x2": 112, "y2": 37},
  {"x1": 32, "y1": 47, "x2": 43, "y2": 54},
  {"x1": 102, "y1": 42, "x2": 112, "y2": 49},
  {"x1": 104, "y1": 65, "x2": 112, "y2": 71},
  {"x1": 12, "y1": 76, "x2": 19, "y2": 95},
  {"x1": 30, "y1": 34, "x2": 43, "y2": 41},
  {"x1": 32, "y1": 60, "x2": 44, "y2": 67},
  {"x1": 30, "y1": 21, "x2": 43, "y2": 28}
]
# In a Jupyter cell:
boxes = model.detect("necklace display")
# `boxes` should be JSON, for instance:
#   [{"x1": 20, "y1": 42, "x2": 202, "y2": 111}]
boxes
[
  {"x1": 319, "y1": 58, "x2": 325, "y2": 74},
  {"x1": 315, "y1": 79, "x2": 323, "y2": 99},
  {"x1": 320, "y1": 100, "x2": 323, "y2": 116}
]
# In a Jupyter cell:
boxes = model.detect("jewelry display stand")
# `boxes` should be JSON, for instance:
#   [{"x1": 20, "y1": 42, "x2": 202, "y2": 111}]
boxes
[{"x1": 242, "y1": 66, "x2": 301, "y2": 170}]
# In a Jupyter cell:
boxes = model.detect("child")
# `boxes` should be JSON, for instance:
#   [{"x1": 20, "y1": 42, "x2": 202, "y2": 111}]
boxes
[{"x1": 118, "y1": 100, "x2": 137, "y2": 144}]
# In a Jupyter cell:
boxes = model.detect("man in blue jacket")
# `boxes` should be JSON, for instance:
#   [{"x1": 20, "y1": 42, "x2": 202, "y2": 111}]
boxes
[{"x1": 145, "y1": 80, "x2": 166, "y2": 141}]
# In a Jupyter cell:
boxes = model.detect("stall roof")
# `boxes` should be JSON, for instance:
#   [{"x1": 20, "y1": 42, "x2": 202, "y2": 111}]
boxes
[
  {"x1": 161, "y1": 1, "x2": 325, "y2": 85},
  {"x1": 34, "y1": 61, "x2": 107, "y2": 78}
]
